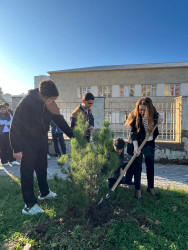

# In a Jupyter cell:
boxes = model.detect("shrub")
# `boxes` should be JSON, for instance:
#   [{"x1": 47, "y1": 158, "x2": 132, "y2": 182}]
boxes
[{"x1": 58, "y1": 113, "x2": 119, "y2": 210}]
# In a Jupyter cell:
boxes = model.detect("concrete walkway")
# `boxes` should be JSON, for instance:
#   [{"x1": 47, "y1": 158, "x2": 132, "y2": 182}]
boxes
[{"x1": 0, "y1": 158, "x2": 188, "y2": 190}]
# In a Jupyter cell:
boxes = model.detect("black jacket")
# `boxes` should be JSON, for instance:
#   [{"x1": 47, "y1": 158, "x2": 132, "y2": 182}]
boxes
[
  {"x1": 10, "y1": 89, "x2": 73, "y2": 153},
  {"x1": 130, "y1": 107, "x2": 159, "y2": 147}
]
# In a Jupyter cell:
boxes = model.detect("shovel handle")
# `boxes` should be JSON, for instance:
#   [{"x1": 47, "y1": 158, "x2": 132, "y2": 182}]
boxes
[{"x1": 111, "y1": 123, "x2": 158, "y2": 192}]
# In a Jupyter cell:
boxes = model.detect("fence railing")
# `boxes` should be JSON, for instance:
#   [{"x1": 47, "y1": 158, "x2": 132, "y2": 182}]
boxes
[{"x1": 53, "y1": 100, "x2": 180, "y2": 142}]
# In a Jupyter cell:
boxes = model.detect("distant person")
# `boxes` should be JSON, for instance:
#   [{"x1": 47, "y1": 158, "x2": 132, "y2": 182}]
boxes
[
  {"x1": 71, "y1": 92, "x2": 94, "y2": 142},
  {"x1": 50, "y1": 121, "x2": 66, "y2": 157},
  {"x1": 3, "y1": 102, "x2": 13, "y2": 116},
  {"x1": 10, "y1": 79, "x2": 73, "y2": 215},
  {"x1": 0, "y1": 104, "x2": 18, "y2": 166}
]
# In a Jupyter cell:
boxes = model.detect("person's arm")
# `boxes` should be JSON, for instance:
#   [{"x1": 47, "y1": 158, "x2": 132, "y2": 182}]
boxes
[
  {"x1": 88, "y1": 112, "x2": 94, "y2": 133},
  {"x1": 70, "y1": 116, "x2": 77, "y2": 128},
  {"x1": 6, "y1": 114, "x2": 13, "y2": 126},
  {"x1": 129, "y1": 119, "x2": 141, "y2": 156},
  {"x1": 52, "y1": 114, "x2": 73, "y2": 138},
  {"x1": 157, "y1": 113, "x2": 163, "y2": 124},
  {"x1": 10, "y1": 103, "x2": 25, "y2": 153},
  {"x1": 0, "y1": 120, "x2": 8, "y2": 125}
]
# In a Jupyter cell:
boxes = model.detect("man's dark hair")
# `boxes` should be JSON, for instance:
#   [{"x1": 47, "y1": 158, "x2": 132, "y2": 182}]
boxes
[
  {"x1": 3, "y1": 102, "x2": 9, "y2": 107},
  {"x1": 113, "y1": 138, "x2": 125, "y2": 149},
  {"x1": 39, "y1": 79, "x2": 59, "y2": 98},
  {"x1": 83, "y1": 92, "x2": 95, "y2": 101}
]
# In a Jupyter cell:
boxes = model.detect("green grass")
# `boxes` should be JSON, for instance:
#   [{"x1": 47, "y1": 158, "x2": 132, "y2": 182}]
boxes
[{"x1": 0, "y1": 175, "x2": 187, "y2": 249}]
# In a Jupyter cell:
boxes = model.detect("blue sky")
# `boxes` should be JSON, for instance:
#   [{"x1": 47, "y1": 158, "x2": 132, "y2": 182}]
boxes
[{"x1": 0, "y1": 0, "x2": 188, "y2": 94}]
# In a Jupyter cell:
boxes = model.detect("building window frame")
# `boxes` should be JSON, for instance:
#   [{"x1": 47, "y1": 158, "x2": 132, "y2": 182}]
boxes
[
  {"x1": 120, "y1": 85, "x2": 135, "y2": 97},
  {"x1": 98, "y1": 86, "x2": 112, "y2": 97},
  {"x1": 164, "y1": 83, "x2": 180, "y2": 96},
  {"x1": 141, "y1": 84, "x2": 157, "y2": 97},
  {"x1": 77, "y1": 87, "x2": 91, "y2": 98}
]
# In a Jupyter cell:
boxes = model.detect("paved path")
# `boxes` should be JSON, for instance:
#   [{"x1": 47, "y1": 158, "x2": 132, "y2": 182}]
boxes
[{"x1": 0, "y1": 158, "x2": 188, "y2": 190}]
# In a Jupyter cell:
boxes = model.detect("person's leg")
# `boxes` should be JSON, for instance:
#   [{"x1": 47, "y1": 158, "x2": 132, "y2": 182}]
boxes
[
  {"x1": 4, "y1": 132, "x2": 16, "y2": 163},
  {"x1": 114, "y1": 172, "x2": 126, "y2": 184},
  {"x1": 124, "y1": 162, "x2": 134, "y2": 184},
  {"x1": 143, "y1": 144, "x2": 155, "y2": 189},
  {"x1": 21, "y1": 139, "x2": 39, "y2": 207},
  {"x1": 52, "y1": 134, "x2": 60, "y2": 156},
  {"x1": 35, "y1": 138, "x2": 50, "y2": 197},
  {"x1": 1, "y1": 133, "x2": 9, "y2": 164},
  {"x1": 133, "y1": 154, "x2": 143, "y2": 199},
  {"x1": 58, "y1": 133, "x2": 66, "y2": 154},
  {"x1": 45, "y1": 135, "x2": 49, "y2": 155}
]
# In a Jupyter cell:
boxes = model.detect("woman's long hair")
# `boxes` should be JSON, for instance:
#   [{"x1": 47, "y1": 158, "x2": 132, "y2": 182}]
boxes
[{"x1": 125, "y1": 97, "x2": 155, "y2": 133}]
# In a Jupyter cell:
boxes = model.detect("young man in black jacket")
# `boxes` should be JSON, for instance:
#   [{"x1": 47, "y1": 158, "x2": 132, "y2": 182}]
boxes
[
  {"x1": 10, "y1": 79, "x2": 73, "y2": 215},
  {"x1": 70, "y1": 92, "x2": 94, "y2": 142}
]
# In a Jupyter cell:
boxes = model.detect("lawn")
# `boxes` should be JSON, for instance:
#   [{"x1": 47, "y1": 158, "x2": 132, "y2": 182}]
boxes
[{"x1": 0, "y1": 175, "x2": 187, "y2": 249}]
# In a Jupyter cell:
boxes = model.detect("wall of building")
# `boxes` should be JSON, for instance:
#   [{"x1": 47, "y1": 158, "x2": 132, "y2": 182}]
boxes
[
  {"x1": 50, "y1": 67, "x2": 188, "y2": 103},
  {"x1": 11, "y1": 95, "x2": 24, "y2": 112}
]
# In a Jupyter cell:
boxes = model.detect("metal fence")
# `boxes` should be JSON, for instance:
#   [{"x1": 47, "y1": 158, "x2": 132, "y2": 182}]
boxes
[{"x1": 53, "y1": 100, "x2": 180, "y2": 142}]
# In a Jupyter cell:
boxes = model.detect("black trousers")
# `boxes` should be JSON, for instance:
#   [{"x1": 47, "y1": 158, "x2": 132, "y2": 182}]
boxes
[
  {"x1": 126, "y1": 141, "x2": 155, "y2": 190},
  {"x1": 142, "y1": 142, "x2": 155, "y2": 188},
  {"x1": 0, "y1": 132, "x2": 15, "y2": 164},
  {"x1": 125, "y1": 155, "x2": 142, "y2": 190},
  {"x1": 20, "y1": 136, "x2": 49, "y2": 207}
]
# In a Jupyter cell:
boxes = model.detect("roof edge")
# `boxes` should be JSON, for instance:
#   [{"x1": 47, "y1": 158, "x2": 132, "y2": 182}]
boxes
[{"x1": 47, "y1": 62, "x2": 188, "y2": 74}]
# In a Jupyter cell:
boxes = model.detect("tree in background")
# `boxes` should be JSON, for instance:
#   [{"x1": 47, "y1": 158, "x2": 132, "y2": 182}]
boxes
[{"x1": 58, "y1": 113, "x2": 120, "y2": 211}]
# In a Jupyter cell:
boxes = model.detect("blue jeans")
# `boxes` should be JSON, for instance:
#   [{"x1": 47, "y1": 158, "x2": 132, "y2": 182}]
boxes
[{"x1": 52, "y1": 133, "x2": 66, "y2": 155}]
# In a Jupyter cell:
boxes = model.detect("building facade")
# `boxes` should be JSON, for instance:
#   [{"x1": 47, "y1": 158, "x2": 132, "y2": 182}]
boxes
[
  {"x1": 48, "y1": 62, "x2": 188, "y2": 135},
  {"x1": 48, "y1": 62, "x2": 188, "y2": 102}
]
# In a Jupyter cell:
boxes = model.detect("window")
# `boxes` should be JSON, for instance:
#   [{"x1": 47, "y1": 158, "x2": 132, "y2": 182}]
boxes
[
  {"x1": 98, "y1": 86, "x2": 112, "y2": 97},
  {"x1": 141, "y1": 84, "x2": 156, "y2": 96},
  {"x1": 120, "y1": 85, "x2": 134, "y2": 97},
  {"x1": 164, "y1": 84, "x2": 180, "y2": 96},
  {"x1": 77, "y1": 87, "x2": 91, "y2": 98}
]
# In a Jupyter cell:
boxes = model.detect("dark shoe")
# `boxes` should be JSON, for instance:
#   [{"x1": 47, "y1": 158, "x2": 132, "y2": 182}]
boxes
[{"x1": 147, "y1": 188, "x2": 158, "y2": 199}]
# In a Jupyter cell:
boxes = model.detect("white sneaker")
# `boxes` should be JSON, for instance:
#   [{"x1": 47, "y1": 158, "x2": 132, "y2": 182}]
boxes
[
  {"x1": 3, "y1": 163, "x2": 10, "y2": 167},
  {"x1": 38, "y1": 190, "x2": 57, "y2": 200},
  {"x1": 10, "y1": 161, "x2": 20, "y2": 166},
  {"x1": 22, "y1": 204, "x2": 44, "y2": 215},
  {"x1": 47, "y1": 154, "x2": 51, "y2": 160}
]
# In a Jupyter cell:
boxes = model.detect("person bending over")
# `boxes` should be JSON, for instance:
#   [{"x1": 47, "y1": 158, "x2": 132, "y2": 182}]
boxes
[{"x1": 10, "y1": 79, "x2": 73, "y2": 215}]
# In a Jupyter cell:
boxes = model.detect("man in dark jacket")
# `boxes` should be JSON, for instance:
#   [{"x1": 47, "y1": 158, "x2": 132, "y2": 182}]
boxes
[
  {"x1": 10, "y1": 79, "x2": 73, "y2": 215},
  {"x1": 70, "y1": 92, "x2": 94, "y2": 142}
]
